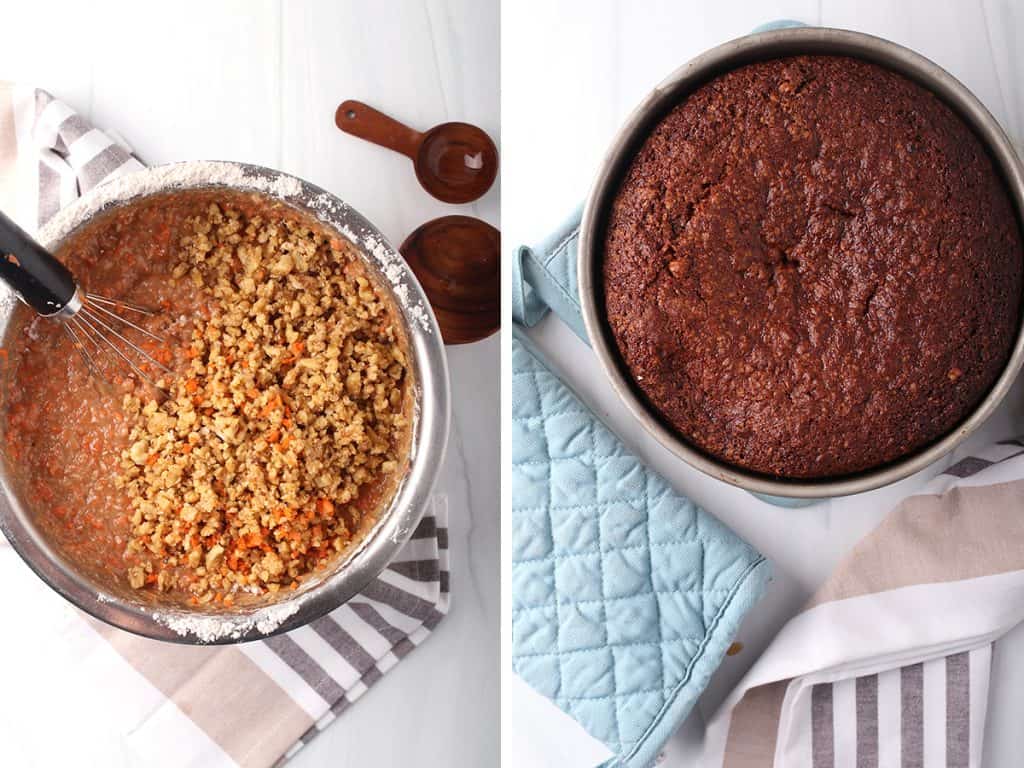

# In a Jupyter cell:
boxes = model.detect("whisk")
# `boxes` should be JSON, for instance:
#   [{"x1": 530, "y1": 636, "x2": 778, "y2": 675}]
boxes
[{"x1": 0, "y1": 209, "x2": 170, "y2": 389}]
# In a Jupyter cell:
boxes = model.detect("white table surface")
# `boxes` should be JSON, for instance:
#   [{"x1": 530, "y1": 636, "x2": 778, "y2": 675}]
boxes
[
  {"x1": 0, "y1": 2, "x2": 498, "y2": 766},
  {"x1": 503, "y1": 1, "x2": 1024, "y2": 766}
]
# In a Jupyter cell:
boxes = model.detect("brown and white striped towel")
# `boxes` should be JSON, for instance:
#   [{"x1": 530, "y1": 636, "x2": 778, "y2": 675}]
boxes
[
  {"x1": 703, "y1": 440, "x2": 1024, "y2": 767},
  {"x1": 0, "y1": 84, "x2": 450, "y2": 768}
]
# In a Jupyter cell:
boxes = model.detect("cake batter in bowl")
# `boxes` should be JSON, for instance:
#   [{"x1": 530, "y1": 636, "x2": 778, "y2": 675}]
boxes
[{"x1": 0, "y1": 161, "x2": 449, "y2": 642}]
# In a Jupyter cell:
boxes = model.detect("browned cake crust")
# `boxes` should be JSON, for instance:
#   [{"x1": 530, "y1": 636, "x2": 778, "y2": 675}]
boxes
[{"x1": 603, "y1": 55, "x2": 1023, "y2": 479}]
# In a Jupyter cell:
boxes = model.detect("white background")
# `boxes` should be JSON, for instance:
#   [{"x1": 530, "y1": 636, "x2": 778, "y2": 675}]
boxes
[
  {"x1": 504, "y1": 0, "x2": 1024, "y2": 766},
  {"x1": 0, "y1": 1, "x2": 498, "y2": 766}
]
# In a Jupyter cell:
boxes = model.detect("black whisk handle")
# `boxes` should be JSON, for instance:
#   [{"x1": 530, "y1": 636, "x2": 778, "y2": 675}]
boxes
[{"x1": 0, "y1": 209, "x2": 77, "y2": 316}]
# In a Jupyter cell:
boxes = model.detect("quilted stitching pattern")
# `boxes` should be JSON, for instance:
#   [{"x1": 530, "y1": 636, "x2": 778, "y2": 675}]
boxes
[
  {"x1": 512, "y1": 337, "x2": 767, "y2": 764},
  {"x1": 542, "y1": 226, "x2": 581, "y2": 310}
]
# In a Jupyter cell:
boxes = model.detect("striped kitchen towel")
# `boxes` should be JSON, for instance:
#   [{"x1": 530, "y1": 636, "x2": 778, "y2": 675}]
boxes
[
  {"x1": 0, "y1": 84, "x2": 450, "y2": 768},
  {"x1": 0, "y1": 83, "x2": 144, "y2": 231},
  {"x1": 702, "y1": 440, "x2": 1024, "y2": 767}
]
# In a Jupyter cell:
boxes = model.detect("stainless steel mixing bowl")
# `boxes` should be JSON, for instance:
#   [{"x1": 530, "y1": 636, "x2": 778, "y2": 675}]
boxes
[
  {"x1": 0, "y1": 161, "x2": 450, "y2": 642},
  {"x1": 578, "y1": 27, "x2": 1024, "y2": 500}
]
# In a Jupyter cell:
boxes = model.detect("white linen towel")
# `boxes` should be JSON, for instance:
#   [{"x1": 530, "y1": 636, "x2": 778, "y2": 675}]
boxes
[{"x1": 704, "y1": 441, "x2": 1024, "y2": 767}]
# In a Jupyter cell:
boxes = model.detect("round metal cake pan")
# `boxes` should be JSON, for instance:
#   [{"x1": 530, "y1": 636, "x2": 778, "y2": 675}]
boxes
[
  {"x1": 0, "y1": 161, "x2": 450, "y2": 642},
  {"x1": 578, "y1": 26, "x2": 1024, "y2": 500}
]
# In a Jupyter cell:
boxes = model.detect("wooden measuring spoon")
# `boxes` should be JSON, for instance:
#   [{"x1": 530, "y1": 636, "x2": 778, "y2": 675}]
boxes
[
  {"x1": 336, "y1": 100, "x2": 498, "y2": 204},
  {"x1": 399, "y1": 216, "x2": 499, "y2": 345}
]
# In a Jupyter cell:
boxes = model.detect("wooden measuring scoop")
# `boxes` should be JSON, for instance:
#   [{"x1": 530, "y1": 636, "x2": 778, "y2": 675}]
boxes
[
  {"x1": 336, "y1": 100, "x2": 498, "y2": 204},
  {"x1": 399, "y1": 216, "x2": 499, "y2": 345}
]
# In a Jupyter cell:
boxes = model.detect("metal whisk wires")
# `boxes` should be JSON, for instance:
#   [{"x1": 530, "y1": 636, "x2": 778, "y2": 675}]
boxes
[
  {"x1": 62, "y1": 293, "x2": 171, "y2": 391},
  {"x1": 0, "y1": 208, "x2": 168, "y2": 392}
]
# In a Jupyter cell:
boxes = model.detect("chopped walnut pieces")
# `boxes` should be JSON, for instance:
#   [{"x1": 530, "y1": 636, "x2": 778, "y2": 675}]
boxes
[
  {"x1": 127, "y1": 566, "x2": 146, "y2": 590},
  {"x1": 117, "y1": 203, "x2": 410, "y2": 601}
]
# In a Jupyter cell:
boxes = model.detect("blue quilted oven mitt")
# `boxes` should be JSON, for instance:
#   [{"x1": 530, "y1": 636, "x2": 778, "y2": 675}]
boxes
[
  {"x1": 511, "y1": 330, "x2": 770, "y2": 767},
  {"x1": 512, "y1": 209, "x2": 773, "y2": 766}
]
